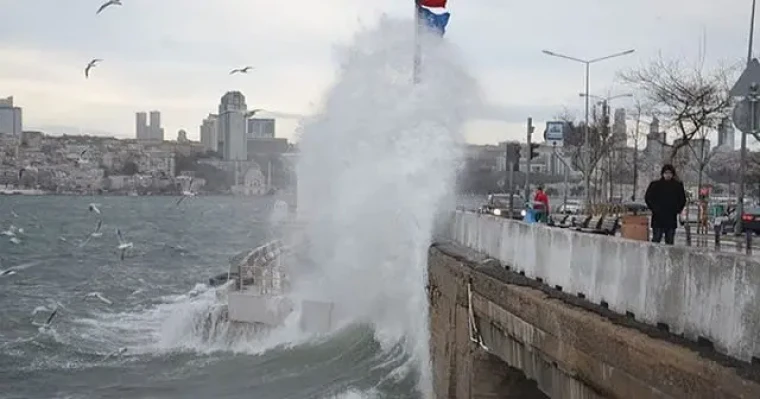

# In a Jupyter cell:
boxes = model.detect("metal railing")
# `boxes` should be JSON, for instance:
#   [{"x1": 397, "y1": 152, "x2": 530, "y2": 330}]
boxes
[{"x1": 236, "y1": 240, "x2": 291, "y2": 295}]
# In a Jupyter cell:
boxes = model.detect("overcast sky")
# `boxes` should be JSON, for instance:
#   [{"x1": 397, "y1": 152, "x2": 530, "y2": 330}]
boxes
[{"x1": 0, "y1": 0, "x2": 754, "y2": 144}]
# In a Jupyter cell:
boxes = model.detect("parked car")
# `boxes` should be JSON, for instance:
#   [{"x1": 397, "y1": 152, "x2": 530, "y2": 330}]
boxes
[
  {"x1": 618, "y1": 201, "x2": 649, "y2": 215},
  {"x1": 679, "y1": 203, "x2": 702, "y2": 226},
  {"x1": 739, "y1": 207, "x2": 760, "y2": 234},
  {"x1": 479, "y1": 193, "x2": 525, "y2": 219},
  {"x1": 714, "y1": 206, "x2": 760, "y2": 235},
  {"x1": 714, "y1": 206, "x2": 736, "y2": 234},
  {"x1": 554, "y1": 200, "x2": 583, "y2": 215}
]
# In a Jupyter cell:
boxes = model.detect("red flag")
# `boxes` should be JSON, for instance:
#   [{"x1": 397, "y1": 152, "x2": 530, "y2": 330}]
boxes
[{"x1": 418, "y1": 0, "x2": 447, "y2": 8}]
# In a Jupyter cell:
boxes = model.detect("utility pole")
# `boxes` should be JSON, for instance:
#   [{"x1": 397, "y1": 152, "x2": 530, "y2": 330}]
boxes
[
  {"x1": 506, "y1": 142, "x2": 520, "y2": 217},
  {"x1": 508, "y1": 145, "x2": 515, "y2": 215},
  {"x1": 602, "y1": 100, "x2": 613, "y2": 202},
  {"x1": 524, "y1": 117, "x2": 534, "y2": 201},
  {"x1": 413, "y1": 0, "x2": 421, "y2": 84},
  {"x1": 737, "y1": 0, "x2": 757, "y2": 234},
  {"x1": 553, "y1": 145, "x2": 570, "y2": 209},
  {"x1": 632, "y1": 111, "x2": 640, "y2": 201}
]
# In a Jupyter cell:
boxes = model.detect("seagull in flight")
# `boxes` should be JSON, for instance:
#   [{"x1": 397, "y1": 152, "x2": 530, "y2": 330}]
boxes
[
  {"x1": 1, "y1": 260, "x2": 42, "y2": 278},
  {"x1": 245, "y1": 109, "x2": 264, "y2": 118},
  {"x1": 79, "y1": 220, "x2": 103, "y2": 247},
  {"x1": 85, "y1": 59, "x2": 102, "y2": 78},
  {"x1": 89, "y1": 203, "x2": 101, "y2": 214},
  {"x1": 85, "y1": 292, "x2": 113, "y2": 305},
  {"x1": 0, "y1": 259, "x2": 17, "y2": 277},
  {"x1": 102, "y1": 347, "x2": 127, "y2": 361},
  {"x1": 230, "y1": 66, "x2": 253, "y2": 75},
  {"x1": 77, "y1": 149, "x2": 90, "y2": 165},
  {"x1": 116, "y1": 229, "x2": 133, "y2": 260},
  {"x1": 96, "y1": 0, "x2": 122, "y2": 14}
]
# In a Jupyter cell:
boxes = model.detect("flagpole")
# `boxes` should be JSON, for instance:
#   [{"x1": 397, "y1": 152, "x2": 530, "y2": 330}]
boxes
[{"x1": 413, "y1": 0, "x2": 421, "y2": 84}]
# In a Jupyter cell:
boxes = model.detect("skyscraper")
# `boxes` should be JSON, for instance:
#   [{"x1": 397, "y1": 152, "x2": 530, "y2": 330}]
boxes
[
  {"x1": 717, "y1": 117, "x2": 736, "y2": 150},
  {"x1": 200, "y1": 114, "x2": 218, "y2": 152},
  {"x1": 0, "y1": 96, "x2": 23, "y2": 136},
  {"x1": 611, "y1": 108, "x2": 627, "y2": 146},
  {"x1": 218, "y1": 91, "x2": 247, "y2": 161},
  {"x1": 149, "y1": 111, "x2": 163, "y2": 141},
  {"x1": 135, "y1": 112, "x2": 148, "y2": 140}
]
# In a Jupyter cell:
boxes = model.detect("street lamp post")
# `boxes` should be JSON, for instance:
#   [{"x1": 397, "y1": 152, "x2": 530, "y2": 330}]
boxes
[{"x1": 543, "y1": 49, "x2": 635, "y2": 207}]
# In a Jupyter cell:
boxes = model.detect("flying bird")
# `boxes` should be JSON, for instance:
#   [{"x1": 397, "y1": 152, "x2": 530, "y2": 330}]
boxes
[
  {"x1": 116, "y1": 229, "x2": 133, "y2": 260},
  {"x1": 102, "y1": 347, "x2": 127, "y2": 361},
  {"x1": 245, "y1": 109, "x2": 264, "y2": 118},
  {"x1": 85, "y1": 59, "x2": 102, "y2": 78},
  {"x1": 96, "y1": 0, "x2": 122, "y2": 14},
  {"x1": 92, "y1": 220, "x2": 103, "y2": 237},
  {"x1": 85, "y1": 292, "x2": 113, "y2": 305},
  {"x1": 89, "y1": 203, "x2": 101, "y2": 214},
  {"x1": 230, "y1": 66, "x2": 253, "y2": 75},
  {"x1": 78, "y1": 220, "x2": 103, "y2": 247},
  {"x1": 0, "y1": 270, "x2": 16, "y2": 277}
]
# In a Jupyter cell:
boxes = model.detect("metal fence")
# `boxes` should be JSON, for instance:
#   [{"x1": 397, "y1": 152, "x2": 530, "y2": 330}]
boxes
[{"x1": 237, "y1": 240, "x2": 290, "y2": 295}]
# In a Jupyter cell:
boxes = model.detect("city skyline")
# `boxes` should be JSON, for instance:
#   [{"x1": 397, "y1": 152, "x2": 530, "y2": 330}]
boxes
[{"x1": 0, "y1": 0, "x2": 755, "y2": 144}]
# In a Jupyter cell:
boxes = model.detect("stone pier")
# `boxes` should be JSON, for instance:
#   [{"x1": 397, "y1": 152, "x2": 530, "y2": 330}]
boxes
[{"x1": 428, "y1": 211, "x2": 760, "y2": 398}]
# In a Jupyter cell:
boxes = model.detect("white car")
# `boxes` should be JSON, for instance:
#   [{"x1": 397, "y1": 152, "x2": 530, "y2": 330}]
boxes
[
  {"x1": 679, "y1": 204, "x2": 701, "y2": 226},
  {"x1": 554, "y1": 201, "x2": 583, "y2": 215}
]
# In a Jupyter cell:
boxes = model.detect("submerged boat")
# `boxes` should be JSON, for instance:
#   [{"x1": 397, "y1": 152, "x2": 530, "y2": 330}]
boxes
[{"x1": 209, "y1": 239, "x2": 334, "y2": 333}]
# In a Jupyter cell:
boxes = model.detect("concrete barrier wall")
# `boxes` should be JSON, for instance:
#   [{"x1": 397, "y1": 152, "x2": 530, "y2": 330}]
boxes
[{"x1": 445, "y1": 210, "x2": 760, "y2": 364}]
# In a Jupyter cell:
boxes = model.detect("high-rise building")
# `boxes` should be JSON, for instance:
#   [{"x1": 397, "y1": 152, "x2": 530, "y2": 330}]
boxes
[
  {"x1": 247, "y1": 118, "x2": 276, "y2": 138},
  {"x1": 717, "y1": 117, "x2": 736, "y2": 150},
  {"x1": 135, "y1": 112, "x2": 148, "y2": 140},
  {"x1": 611, "y1": 108, "x2": 627, "y2": 146},
  {"x1": 200, "y1": 114, "x2": 218, "y2": 152},
  {"x1": 149, "y1": 111, "x2": 163, "y2": 141},
  {"x1": 0, "y1": 96, "x2": 23, "y2": 136},
  {"x1": 218, "y1": 91, "x2": 247, "y2": 161}
]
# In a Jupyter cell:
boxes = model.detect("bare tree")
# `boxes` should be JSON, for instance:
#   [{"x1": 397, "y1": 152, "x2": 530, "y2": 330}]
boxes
[
  {"x1": 619, "y1": 55, "x2": 733, "y2": 162},
  {"x1": 709, "y1": 148, "x2": 741, "y2": 188},
  {"x1": 627, "y1": 99, "x2": 650, "y2": 201},
  {"x1": 554, "y1": 107, "x2": 616, "y2": 202},
  {"x1": 673, "y1": 126, "x2": 715, "y2": 198}
]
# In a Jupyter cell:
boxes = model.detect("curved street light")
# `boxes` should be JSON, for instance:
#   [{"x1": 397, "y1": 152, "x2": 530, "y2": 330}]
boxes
[{"x1": 543, "y1": 49, "x2": 635, "y2": 206}]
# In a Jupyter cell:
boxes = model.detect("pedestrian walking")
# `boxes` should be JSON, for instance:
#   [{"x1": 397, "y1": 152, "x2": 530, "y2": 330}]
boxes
[
  {"x1": 533, "y1": 185, "x2": 549, "y2": 223},
  {"x1": 644, "y1": 164, "x2": 686, "y2": 245}
]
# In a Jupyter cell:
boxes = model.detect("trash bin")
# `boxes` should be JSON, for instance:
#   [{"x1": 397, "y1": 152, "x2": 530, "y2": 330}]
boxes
[
  {"x1": 523, "y1": 209, "x2": 537, "y2": 223},
  {"x1": 621, "y1": 214, "x2": 649, "y2": 241}
]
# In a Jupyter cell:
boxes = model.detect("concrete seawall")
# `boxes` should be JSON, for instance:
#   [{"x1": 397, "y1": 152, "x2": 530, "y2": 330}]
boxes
[
  {"x1": 441, "y1": 211, "x2": 760, "y2": 365},
  {"x1": 428, "y1": 242, "x2": 760, "y2": 398}
]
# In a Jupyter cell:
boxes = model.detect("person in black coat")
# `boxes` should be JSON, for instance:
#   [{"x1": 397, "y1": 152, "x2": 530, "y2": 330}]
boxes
[{"x1": 644, "y1": 164, "x2": 687, "y2": 245}]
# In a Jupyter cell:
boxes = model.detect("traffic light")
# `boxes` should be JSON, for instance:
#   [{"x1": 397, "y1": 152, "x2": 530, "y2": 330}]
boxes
[{"x1": 529, "y1": 143, "x2": 540, "y2": 160}]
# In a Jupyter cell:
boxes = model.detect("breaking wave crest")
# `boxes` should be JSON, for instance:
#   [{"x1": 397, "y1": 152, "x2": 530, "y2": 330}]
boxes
[{"x1": 292, "y1": 16, "x2": 480, "y2": 397}]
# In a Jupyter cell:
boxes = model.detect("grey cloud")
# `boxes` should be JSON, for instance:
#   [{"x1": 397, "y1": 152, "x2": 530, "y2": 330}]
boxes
[{"x1": 474, "y1": 103, "x2": 566, "y2": 124}]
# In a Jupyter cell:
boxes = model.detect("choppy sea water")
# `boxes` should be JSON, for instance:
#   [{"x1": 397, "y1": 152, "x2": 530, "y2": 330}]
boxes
[{"x1": 0, "y1": 195, "x2": 417, "y2": 399}]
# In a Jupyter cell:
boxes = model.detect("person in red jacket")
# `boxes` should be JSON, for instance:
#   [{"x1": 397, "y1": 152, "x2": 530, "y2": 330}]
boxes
[{"x1": 533, "y1": 185, "x2": 549, "y2": 223}]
